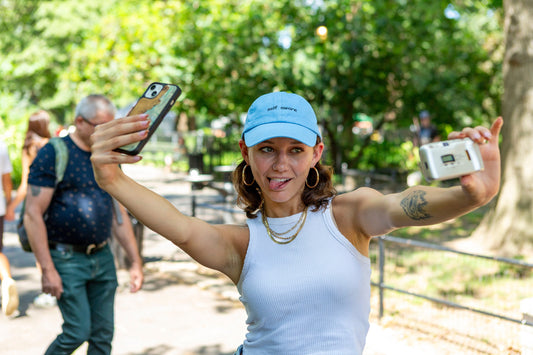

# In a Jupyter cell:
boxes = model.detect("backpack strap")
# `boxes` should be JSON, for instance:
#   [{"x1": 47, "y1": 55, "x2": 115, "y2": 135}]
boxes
[
  {"x1": 113, "y1": 198, "x2": 123, "y2": 225},
  {"x1": 49, "y1": 137, "x2": 68, "y2": 185}
]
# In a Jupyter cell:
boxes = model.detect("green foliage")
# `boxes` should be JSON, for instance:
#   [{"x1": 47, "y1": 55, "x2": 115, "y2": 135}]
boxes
[
  {"x1": 0, "y1": 92, "x2": 39, "y2": 183},
  {"x1": 349, "y1": 137, "x2": 418, "y2": 172},
  {"x1": 0, "y1": 0, "x2": 503, "y2": 183}
]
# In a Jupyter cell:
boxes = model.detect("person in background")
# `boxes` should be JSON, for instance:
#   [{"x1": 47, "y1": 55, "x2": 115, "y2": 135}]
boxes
[
  {"x1": 6, "y1": 110, "x2": 52, "y2": 219},
  {"x1": 24, "y1": 95, "x2": 143, "y2": 354},
  {"x1": 0, "y1": 138, "x2": 19, "y2": 316},
  {"x1": 90, "y1": 91, "x2": 502, "y2": 354},
  {"x1": 352, "y1": 113, "x2": 374, "y2": 137},
  {"x1": 5, "y1": 110, "x2": 56, "y2": 307},
  {"x1": 411, "y1": 110, "x2": 440, "y2": 147},
  {"x1": 407, "y1": 110, "x2": 442, "y2": 186}
]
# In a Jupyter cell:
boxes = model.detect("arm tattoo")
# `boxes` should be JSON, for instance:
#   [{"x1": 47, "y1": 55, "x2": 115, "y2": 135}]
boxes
[
  {"x1": 400, "y1": 190, "x2": 431, "y2": 220},
  {"x1": 30, "y1": 185, "x2": 42, "y2": 197}
]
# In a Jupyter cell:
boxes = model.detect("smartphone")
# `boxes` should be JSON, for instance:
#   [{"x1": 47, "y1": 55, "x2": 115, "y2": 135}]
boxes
[{"x1": 114, "y1": 82, "x2": 182, "y2": 155}]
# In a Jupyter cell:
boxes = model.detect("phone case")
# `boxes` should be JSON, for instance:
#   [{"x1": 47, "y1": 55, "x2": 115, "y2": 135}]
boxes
[{"x1": 114, "y1": 82, "x2": 182, "y2": 155}]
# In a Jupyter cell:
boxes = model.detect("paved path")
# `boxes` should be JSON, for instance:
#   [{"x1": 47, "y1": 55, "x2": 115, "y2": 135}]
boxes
[{"x1": 0, "y1": 164, "x2": 442, "y2": 355}]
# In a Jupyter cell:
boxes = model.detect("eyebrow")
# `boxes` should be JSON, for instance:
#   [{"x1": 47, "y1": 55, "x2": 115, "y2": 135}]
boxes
[{"x1": 260, "y1": 138, "x2": 303, "y2": 145}]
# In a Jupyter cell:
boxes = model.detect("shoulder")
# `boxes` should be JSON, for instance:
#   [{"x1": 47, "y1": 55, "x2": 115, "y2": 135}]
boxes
[
  {"x1": 331, "y1": 188, "x2": 384, "y2": 230},
  {"x1": 37, "y1": 137, "x2": 50, "y2": 150},
  {"x1": 30, "y1": 141, "x2": 57, "y2": 174},
  {"x1": 33, "y1": 141, "x2": 56, "y2": 163},
  {"x1": 52, "y1": 136, "x2": 71, "y2": 146}
]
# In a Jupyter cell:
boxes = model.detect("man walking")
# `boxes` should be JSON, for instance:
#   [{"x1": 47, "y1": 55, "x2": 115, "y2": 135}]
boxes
[{"x1": 24, "y1": 95, "x2": 143, "y2": 354}]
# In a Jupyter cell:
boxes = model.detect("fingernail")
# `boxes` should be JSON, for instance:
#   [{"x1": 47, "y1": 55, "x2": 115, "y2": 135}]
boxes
[{"x1": 473, "y1": 133, "x2": 481, "y2": 140}]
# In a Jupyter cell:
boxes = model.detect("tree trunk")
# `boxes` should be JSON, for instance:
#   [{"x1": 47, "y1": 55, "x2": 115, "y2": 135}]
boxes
[{"x1": 471, "y1": 0, "x2": 533, "y2": 257}]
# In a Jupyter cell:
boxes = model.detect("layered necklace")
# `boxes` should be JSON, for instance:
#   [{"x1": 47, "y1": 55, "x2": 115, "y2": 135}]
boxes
[{"x1": 261, "y1": 206, "x2": 308, "y2": 244}]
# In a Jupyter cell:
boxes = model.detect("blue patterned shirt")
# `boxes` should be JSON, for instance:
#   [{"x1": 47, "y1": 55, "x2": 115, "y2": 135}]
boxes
[{"x1": 28, "y1": 136, "x2": 113, "y2": 244}]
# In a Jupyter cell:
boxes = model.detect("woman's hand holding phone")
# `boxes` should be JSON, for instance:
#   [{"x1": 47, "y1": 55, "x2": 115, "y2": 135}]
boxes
[
  {"x1": 91, "y1": 81, "x2": 181, "y2": 190},
  {"x1": 90, "y1": 114, "x2": 150, "y2": 189},
  {"x1": 114, "y1": 82, "x2": 181, "y2": 155}
]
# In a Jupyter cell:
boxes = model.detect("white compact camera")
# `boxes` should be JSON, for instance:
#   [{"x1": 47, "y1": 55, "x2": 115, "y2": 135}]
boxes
[{"x1": 419, "y1": 138, "x2": 484, "y2": 181}]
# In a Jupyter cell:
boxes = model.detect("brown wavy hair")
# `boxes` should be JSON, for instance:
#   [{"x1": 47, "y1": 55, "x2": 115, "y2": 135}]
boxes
[
  {"x1": 23, "y1": 110, "x2": 52, "y2": 159},
  {"x1": 232, "y1": 159, "x2": 336, "y2": 219}
]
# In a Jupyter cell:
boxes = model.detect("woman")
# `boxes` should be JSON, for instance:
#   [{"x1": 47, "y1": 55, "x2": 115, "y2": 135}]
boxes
[
  {"x1": 90, "y1": 92, "x2": 503, "y2": 354},
  {"x1": 6, "y1": 110, "x2": 52, "y2": 220},
  {"x1": 5, "y1": 110, "x2": 56, "y2": 308}
]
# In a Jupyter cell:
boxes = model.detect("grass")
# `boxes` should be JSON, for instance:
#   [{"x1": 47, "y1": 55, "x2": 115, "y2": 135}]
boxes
[
  {"x1": 369, "y1": 207, "x2": 532, "y2": 318},
  {"x1": 368, "y1": 213, "x2": 532, "y2": 353}
]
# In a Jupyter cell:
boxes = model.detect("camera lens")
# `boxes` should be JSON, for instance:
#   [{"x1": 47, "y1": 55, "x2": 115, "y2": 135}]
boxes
[
  {"x1": 150, "y1": 85, "x2": 156, "y2": 90},
  {"x1": 151, "y1": 91, "x2": 157, "y2": 97}
]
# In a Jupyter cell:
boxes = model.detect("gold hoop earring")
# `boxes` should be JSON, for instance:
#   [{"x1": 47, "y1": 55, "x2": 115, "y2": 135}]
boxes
[
  {"x1": 306, "y1": 167, "x2": 319, "y2": 189},
  {"x1": 242, "y1": 164, "x2": 255, "y2": 186}
]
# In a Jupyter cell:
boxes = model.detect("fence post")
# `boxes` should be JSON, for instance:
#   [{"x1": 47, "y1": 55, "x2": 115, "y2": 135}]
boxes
[
  {"x1": 521, "y1": 297, "x2": 533, "y2": 355},
  {"x1": 378, "y1": 236, "x2": 385, "y2": 319},
  {"x1": 191, "y1": 193, "x2": 197, "y2": 217}
]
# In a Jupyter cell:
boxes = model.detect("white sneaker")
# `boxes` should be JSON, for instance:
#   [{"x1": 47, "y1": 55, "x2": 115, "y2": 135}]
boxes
[
  {"x1": 33, "y1": 292, "x2": 57, "y2": 308},
  {"x1": 1, "y1": 278, "x2": 19, "y2": 316}
]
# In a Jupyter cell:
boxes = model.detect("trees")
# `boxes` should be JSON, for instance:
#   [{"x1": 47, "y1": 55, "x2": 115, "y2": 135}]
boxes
[
  {"x1": 470, "y1": 0, "x2": 533, "y2": 257},
  {"x1": 3, "y1": 0, "x2": 531, "y2": 254},
  {"x1": 0, "y1": 1, "x2": 508, "y2": 206},
  {"x1": 1, "y1": 1, "x2": 502, "y2": 151},
  {"x1": 274, "y1": 0, "x2": 502, "y2": 172}
]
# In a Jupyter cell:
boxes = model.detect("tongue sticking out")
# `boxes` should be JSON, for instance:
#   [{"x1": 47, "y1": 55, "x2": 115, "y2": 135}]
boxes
[{"x1": 269, "y1": 178, "x2": 289, "y2": 190}]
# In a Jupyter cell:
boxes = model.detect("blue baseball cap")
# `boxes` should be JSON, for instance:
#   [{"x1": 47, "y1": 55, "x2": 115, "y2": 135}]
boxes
[
  {"x1": 242, "y1": 92, "x2": 321, "y2": 147},
  {"x1": 419, "y1": 110, "x2": 430, "y2": 119}
]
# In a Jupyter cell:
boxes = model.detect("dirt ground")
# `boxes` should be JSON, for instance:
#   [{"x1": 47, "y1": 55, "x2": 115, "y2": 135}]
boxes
[{"x1": 2, "y1": 164, "x2": 530, "y2": 354}]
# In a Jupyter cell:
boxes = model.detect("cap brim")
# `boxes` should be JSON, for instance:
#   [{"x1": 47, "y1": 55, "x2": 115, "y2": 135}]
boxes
[{"x1": 243, "y1": 122, "x2": 318, "y2": 147}]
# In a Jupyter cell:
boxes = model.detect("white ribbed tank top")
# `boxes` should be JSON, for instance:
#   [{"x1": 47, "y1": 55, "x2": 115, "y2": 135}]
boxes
[{"x1": 237, "y1": 200, "x2": 371, "y2": 354}]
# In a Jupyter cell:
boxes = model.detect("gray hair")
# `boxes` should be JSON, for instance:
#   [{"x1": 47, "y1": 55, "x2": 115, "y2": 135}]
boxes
[{"x1": 75, "y1": 94, "x2": 116, "y2": 120}]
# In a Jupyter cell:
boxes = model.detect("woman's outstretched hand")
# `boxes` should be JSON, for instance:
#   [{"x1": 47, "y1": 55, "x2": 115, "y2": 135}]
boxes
[
  {"x1": 447, "y1": 117, "x2": 503, "y2": 204},
  {"x1": 90, "y1": 114, "x2": 150, "y2": 189}
]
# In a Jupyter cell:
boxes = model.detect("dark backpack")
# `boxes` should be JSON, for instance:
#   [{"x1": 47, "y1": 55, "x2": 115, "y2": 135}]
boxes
[{"x1": 17, "y1": 137, "x2": 68, "y2": 252}]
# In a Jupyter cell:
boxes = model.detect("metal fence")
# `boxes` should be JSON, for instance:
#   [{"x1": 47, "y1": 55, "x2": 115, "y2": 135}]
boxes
[{"x1": 370, "y1": 235, "x2": 533, "y2": 354}]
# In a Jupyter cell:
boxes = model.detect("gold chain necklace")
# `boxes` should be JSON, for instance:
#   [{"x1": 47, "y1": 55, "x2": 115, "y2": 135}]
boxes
[{"x1": 261, "y1": 207, "x2": 308, "y2": 244}]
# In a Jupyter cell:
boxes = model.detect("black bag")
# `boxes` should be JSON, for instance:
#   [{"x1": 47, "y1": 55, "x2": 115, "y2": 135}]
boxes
[
  {"x1": 16, "y1": 217, "x2": 32, "y2": 252},
  {"x1": 17, "y1": 137, "x2": 68, "y2": 252}
]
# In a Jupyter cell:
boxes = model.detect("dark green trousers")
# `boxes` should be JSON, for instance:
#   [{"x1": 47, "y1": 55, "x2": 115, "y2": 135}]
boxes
[{"x1": 45, "y1": 244, "x2": 118, "y2": 355}]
